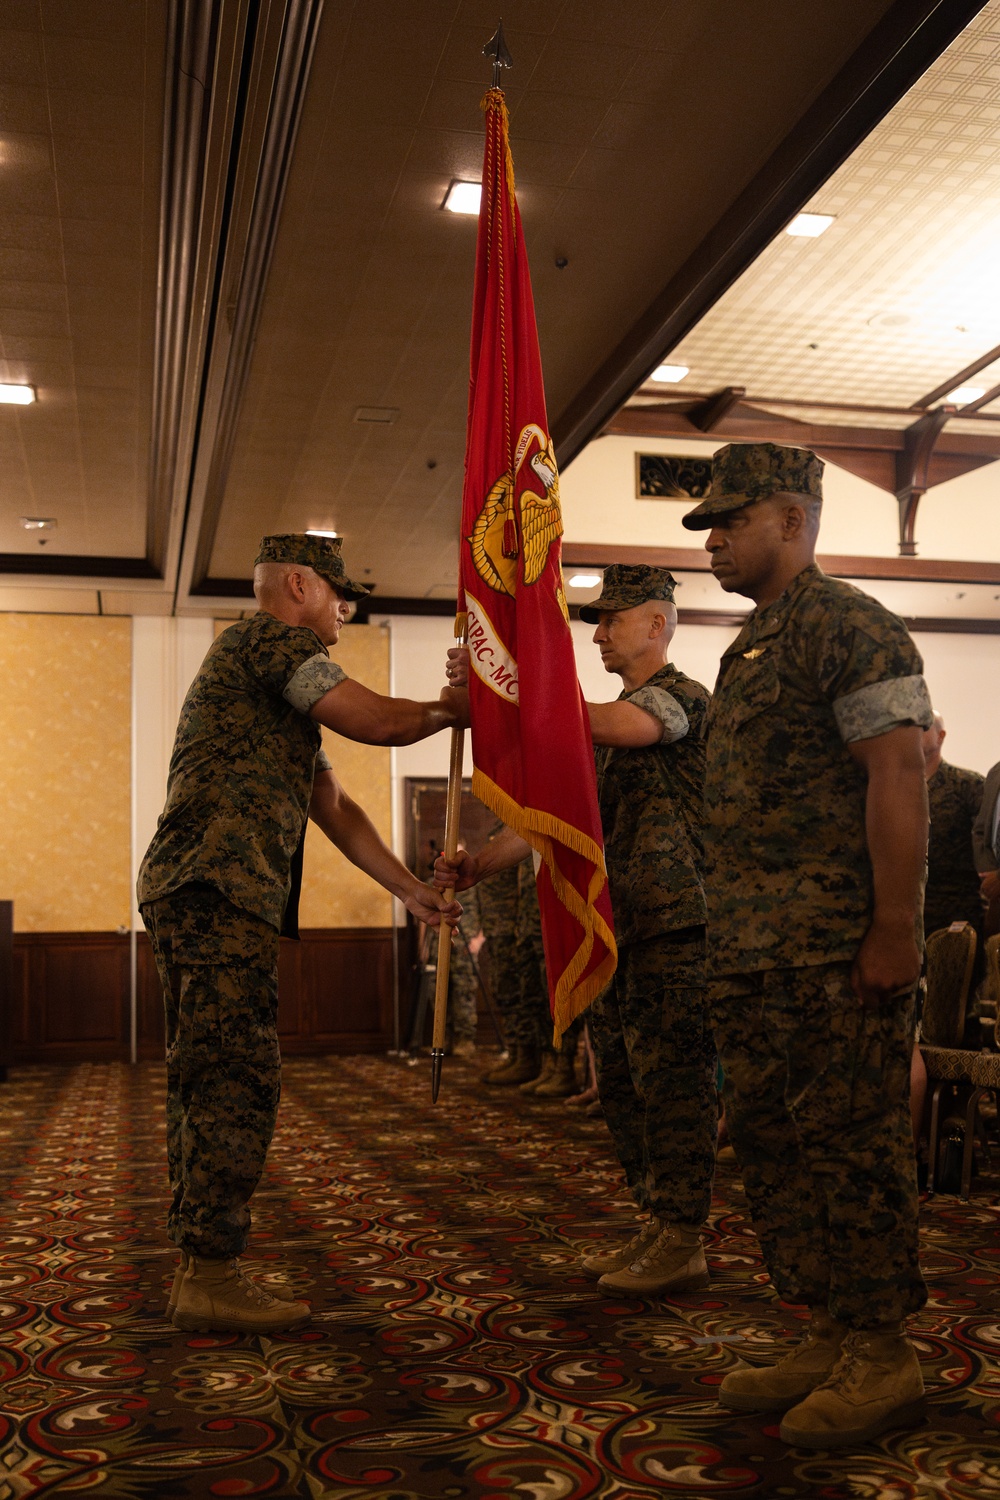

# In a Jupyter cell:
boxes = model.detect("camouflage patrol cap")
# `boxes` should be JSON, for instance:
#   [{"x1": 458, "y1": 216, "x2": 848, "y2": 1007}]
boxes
[
  {"x1": 681, "y1": 442, "x2": 824, "y2": 530},
  {"x1": 578, "y1": 564, "x2": 678, "y2": 623},
  {"x1": 254, "y1": 533, "x2": 371, "y2": 601}
]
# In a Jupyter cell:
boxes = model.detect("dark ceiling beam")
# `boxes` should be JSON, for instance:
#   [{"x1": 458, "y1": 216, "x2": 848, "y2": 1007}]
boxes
[
  {"x1": 562, "y1": 542, "x2": 1000, "y2": 587},
  {"x1": 551, "y1": 0, "x2": 990, "y2": 471},
  {"x1": 957, "y1": 380, "x2": 1000, "y2": 415},
  {"x1": 689, "y1": 386, "x2": 746, "y2": 432},
  {"x1": 633, "y1": 391, "x2": 1000, "y2": 422},
  {"x1": 913, "y1": 342, "x2": 1000, "y2": 409},
  {"x1": 895, "y1": 406, "x2": 954, "y2": 557},
  {"x1": 0, "y1": 554, "x2": 161, "y2": 579},
  {"x1": 604, "y1": 402, "x2": 1000, "y2": 459}
]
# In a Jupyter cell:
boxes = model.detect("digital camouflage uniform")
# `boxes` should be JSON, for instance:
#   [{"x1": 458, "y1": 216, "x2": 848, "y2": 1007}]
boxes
[
  {"x1": 476, "y1": 856, "x2": 521, "y2": 1041},
  {"x1": 698, "y1": 557, "x2": 933, "y2": 1328},
  {"x1": 514, "y1": 856, "x2": 552, "y2": 1049},
  {"x1": 925, "y1": 760, "x2": 985, "y2": 938},
  {"x1": 425, "y1": 894, "x2": 482, "y2": 1046},
  {"x1": 580, "y1": 566, "x2": 716, "y2": 1228},
  {"x1": 138, "y1": 552, "x2": 361, "y2": 1259},
  {"x1": 512, "y1": 856, "x2": 581, "y2": 1057}
]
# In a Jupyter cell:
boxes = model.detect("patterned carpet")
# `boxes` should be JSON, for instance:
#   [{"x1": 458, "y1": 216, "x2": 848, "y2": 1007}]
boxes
[{"x1": 1, "y1": 1057, "x2": 999, "y2": 1500}]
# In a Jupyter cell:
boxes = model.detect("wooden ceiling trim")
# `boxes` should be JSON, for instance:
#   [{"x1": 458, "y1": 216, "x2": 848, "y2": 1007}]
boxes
[
  {"x1": 179, "y1": 0, "x2": 327, "y2": 603},
  {"x1": 605, "y1": 403, "x2": 1000, "y2": 490},
  {"x1": 690, "y1": 386, "x2": 746, "y2": 433},
  {"x1": 913, "y1": 341, "x2": 1000, "y2": 409},
  {"x1": 672, "y1": 610, "x2": 1000, "y2": 635},
  {"x1": 561, "y1": 542, "x2": 1000, "y2": 587},
  {"x1": 0, "y1": 555, "x2": 160, "y2": 580},
  {"x1": 551, "y1": 0, "x2": 991, "y2": 471}
]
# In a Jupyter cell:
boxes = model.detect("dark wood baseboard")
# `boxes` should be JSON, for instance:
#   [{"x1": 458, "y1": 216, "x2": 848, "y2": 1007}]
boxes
[{"x1": 10, "y1": 928, "x2": 395, "y2": 1065}]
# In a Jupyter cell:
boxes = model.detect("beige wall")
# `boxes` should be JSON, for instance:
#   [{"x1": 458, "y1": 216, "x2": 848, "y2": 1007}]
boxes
[
  {"x1": 299, "y1": 623, "x2": 393, "y2": 927},
  {"x1": 0, "y1": 613, "x2": 391, "y2": 935},
  {"x1": 560, "y1": 432, "x2": 1000, "y2": 562},
  {"x1": 0, "y1": 614, "x2": 131, "y2": 932},
  {"x1": 209, "y1": 617, "x2": 394, "y2": 928}
]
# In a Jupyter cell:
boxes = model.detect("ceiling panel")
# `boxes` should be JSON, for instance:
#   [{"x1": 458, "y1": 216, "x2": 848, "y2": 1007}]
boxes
[
  {"x1": 658, "y1": 0, "x2": 1000, "y2": 410},
  {"x1": 206, "y1": 0, "x2": 902, "y2": 595},
  {"x1": 0, "y1": 0, "x2": 166, "y2": 564}
]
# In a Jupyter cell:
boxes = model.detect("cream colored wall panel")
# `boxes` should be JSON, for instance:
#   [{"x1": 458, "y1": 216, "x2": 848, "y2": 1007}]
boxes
[
  {"x1": 913, "y1": 632, "x2": 1000, "y2": 777},
  {"x1": 560, "y1": 435, "x2": 902, "y2": 558},
  {"x1": 0, "y1": 614, "x2": 130, "y2": 931},
  {"x1": 102, "y1": 591, "x2": 174, "y2": 616},
  {"x1": 299, "y1": 623, "x2": 392, "y2": 928},
  {"x1": 0, "y1": 587, "x2": 99, "y2": 613},
  {"x1": 912, "y1": 461, "x2": 1000, "y2": 563},
  {"x1": 131, "y1": 617, "x2": 215, "y2": 925}
]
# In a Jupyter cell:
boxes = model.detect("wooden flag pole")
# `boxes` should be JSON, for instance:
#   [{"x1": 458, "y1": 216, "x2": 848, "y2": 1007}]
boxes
[{"x1": 430, "y1": 616, "x2": 469, "y2": 1103}]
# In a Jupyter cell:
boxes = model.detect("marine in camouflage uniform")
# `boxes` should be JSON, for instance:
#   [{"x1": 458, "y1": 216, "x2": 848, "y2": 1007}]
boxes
[
  {"x1": 925, "y1": 760, "x2": 985, "y2": 938},
  {"x1": 476, "y1": 851, "x2": 521, "y2": 1034},
  {"x1": 514, "y1": 855, "x2": 553, "y2": 1049},
  {"x1": 514, "y1": 858, "x2": 583, "y2": 1094},
  {"x1": 479, "y1": 850, "x2": 568, "y2": 1086},
  {"x1": 139, "y1": 602, "x2": 349, "y2": 1261},
  {"x1": 424, "y1": 893, "x2": 481, "y2": 1048},
  {"x1": 139, "y1": 533, "x2": 462, "y2": 1310},
  {"x1": 683, "y1": 443, "x2": 932, "y2": 1446},
  {"x1": 578, "y1": 566, "x2": 716, "y2": 1288}
]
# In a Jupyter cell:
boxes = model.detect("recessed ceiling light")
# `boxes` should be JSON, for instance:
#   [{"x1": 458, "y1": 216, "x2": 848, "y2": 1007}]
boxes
[
  {"x1": 867, "y1": 312, "x2": 911, "y2": 329},
  {"x1": 0, "y1": 383, "x2": 35, "y2": 404},
  {"x1": 306, "y1": 528, "x2": 339, "y2": 538},
  {"x1": 786, "y1": 212, "x2": 835, "y2": 238},
  {"x1": 567, "y1": 572, "x2": 601, "y2": 588},
  {"x1": 947, "y1": 385, "x2": 986, "y2": 405},
  {"x1": 21, "y1": 516, "x2": 55, "y2": 529},
  {"x1": 443, "y1": 180, "x2": 481, "y2": 215},
  {"x1": 651, "y1": 363, "x2": 689, "y2": 383}
]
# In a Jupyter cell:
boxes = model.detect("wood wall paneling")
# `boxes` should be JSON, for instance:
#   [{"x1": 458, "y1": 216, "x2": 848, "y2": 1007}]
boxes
[
  {"x1": 0, "y1": 901, "x2": 12, "y2": 1079},
  {"x1": 13, "y1": 929, "x2": 395, "y2": 1065},
  {"x1": 13, "y1": 934, "x2": 130, "y2": 1064},
  {"x1": 299, "y1": 930, "x2": 394, "y2": 1053}
]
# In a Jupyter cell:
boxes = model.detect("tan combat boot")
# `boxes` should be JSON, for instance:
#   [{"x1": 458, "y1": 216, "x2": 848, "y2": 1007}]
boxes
[
  {"x1": 598, "y1": 1222, "x2": 709, "y2": 1294},
  {"x1": 719, "y1": 1308, "x2": 847, "y2": 1411},
  {"x1": 518, "y1": 1052, "x2": 556, "y2": 1094},
  {"x1": 484, "y1": 1046, "x2": 541, "y2": 1086},
  {"x1": 581, "y1": 1217, "x2": 660, "y2": 1277},
  {"x1": 533, "y1": 1051, "x2": 578, "y2": 1098},
  {"x1": 166, "y1": 1249, "x2": 299, "y2": 1320},
  {"x1": 172, "y1": 1256, "x2": 311, "y2": 1333},
  {"x1": 480, "y1": 1050, "x2": 514, "y2": 1083},
  {"x1": 779, "y1": 1326, "x2": 925, "y2": 1448}
]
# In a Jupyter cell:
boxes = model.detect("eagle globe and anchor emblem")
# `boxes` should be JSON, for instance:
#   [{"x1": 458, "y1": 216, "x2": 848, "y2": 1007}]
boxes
[{"x1": 468, "y1": 422, "x2": 568, "y2": 617}]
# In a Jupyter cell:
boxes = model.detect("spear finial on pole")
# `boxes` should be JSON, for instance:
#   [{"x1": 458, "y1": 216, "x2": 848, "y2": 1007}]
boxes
[{"x1": 483, "y1": 20, "x2": 513, "y2": 88}]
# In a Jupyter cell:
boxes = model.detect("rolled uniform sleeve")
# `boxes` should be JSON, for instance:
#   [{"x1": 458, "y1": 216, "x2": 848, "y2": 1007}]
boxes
[
  {"x1": 315, "y1": 746, "x2": 333, "y2": 774},
  {"x1": 810, "y1": 600, "x2": 933, "y2": 744},
  {"x1": 283, "y1": 652, "x2": 348, "y2": 714},
  {"x1": 833, "y1": 674, "x2": 933, "y2": 744},
  {"x1": 626, "y1": 683, "x2": 690, "y2": 744}
]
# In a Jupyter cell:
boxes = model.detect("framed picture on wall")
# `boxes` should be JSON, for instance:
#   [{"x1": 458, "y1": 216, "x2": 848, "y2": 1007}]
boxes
[{"x1": 636, "y1": 453, "x2": 713, "y2": 500}]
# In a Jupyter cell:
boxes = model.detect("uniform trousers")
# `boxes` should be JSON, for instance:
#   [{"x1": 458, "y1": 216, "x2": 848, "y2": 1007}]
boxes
[
  {"x1": 427, "y1": 926, "x2": 479, "y2": 1045},
  {"x1": 710, "y1": 960, "x2": 927, "y2": 1328},
  {"x1": 590, "y1": 926, "x2": 716, "y2": 1226},
  {"x1": 141, "y1": 882, "x2": 281, "y2": 1260}
]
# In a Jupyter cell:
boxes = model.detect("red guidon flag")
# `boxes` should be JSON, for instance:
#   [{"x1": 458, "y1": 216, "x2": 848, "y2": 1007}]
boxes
[{"x1": 458, "y1": 88, "x2": 617, "y2": 1040}]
